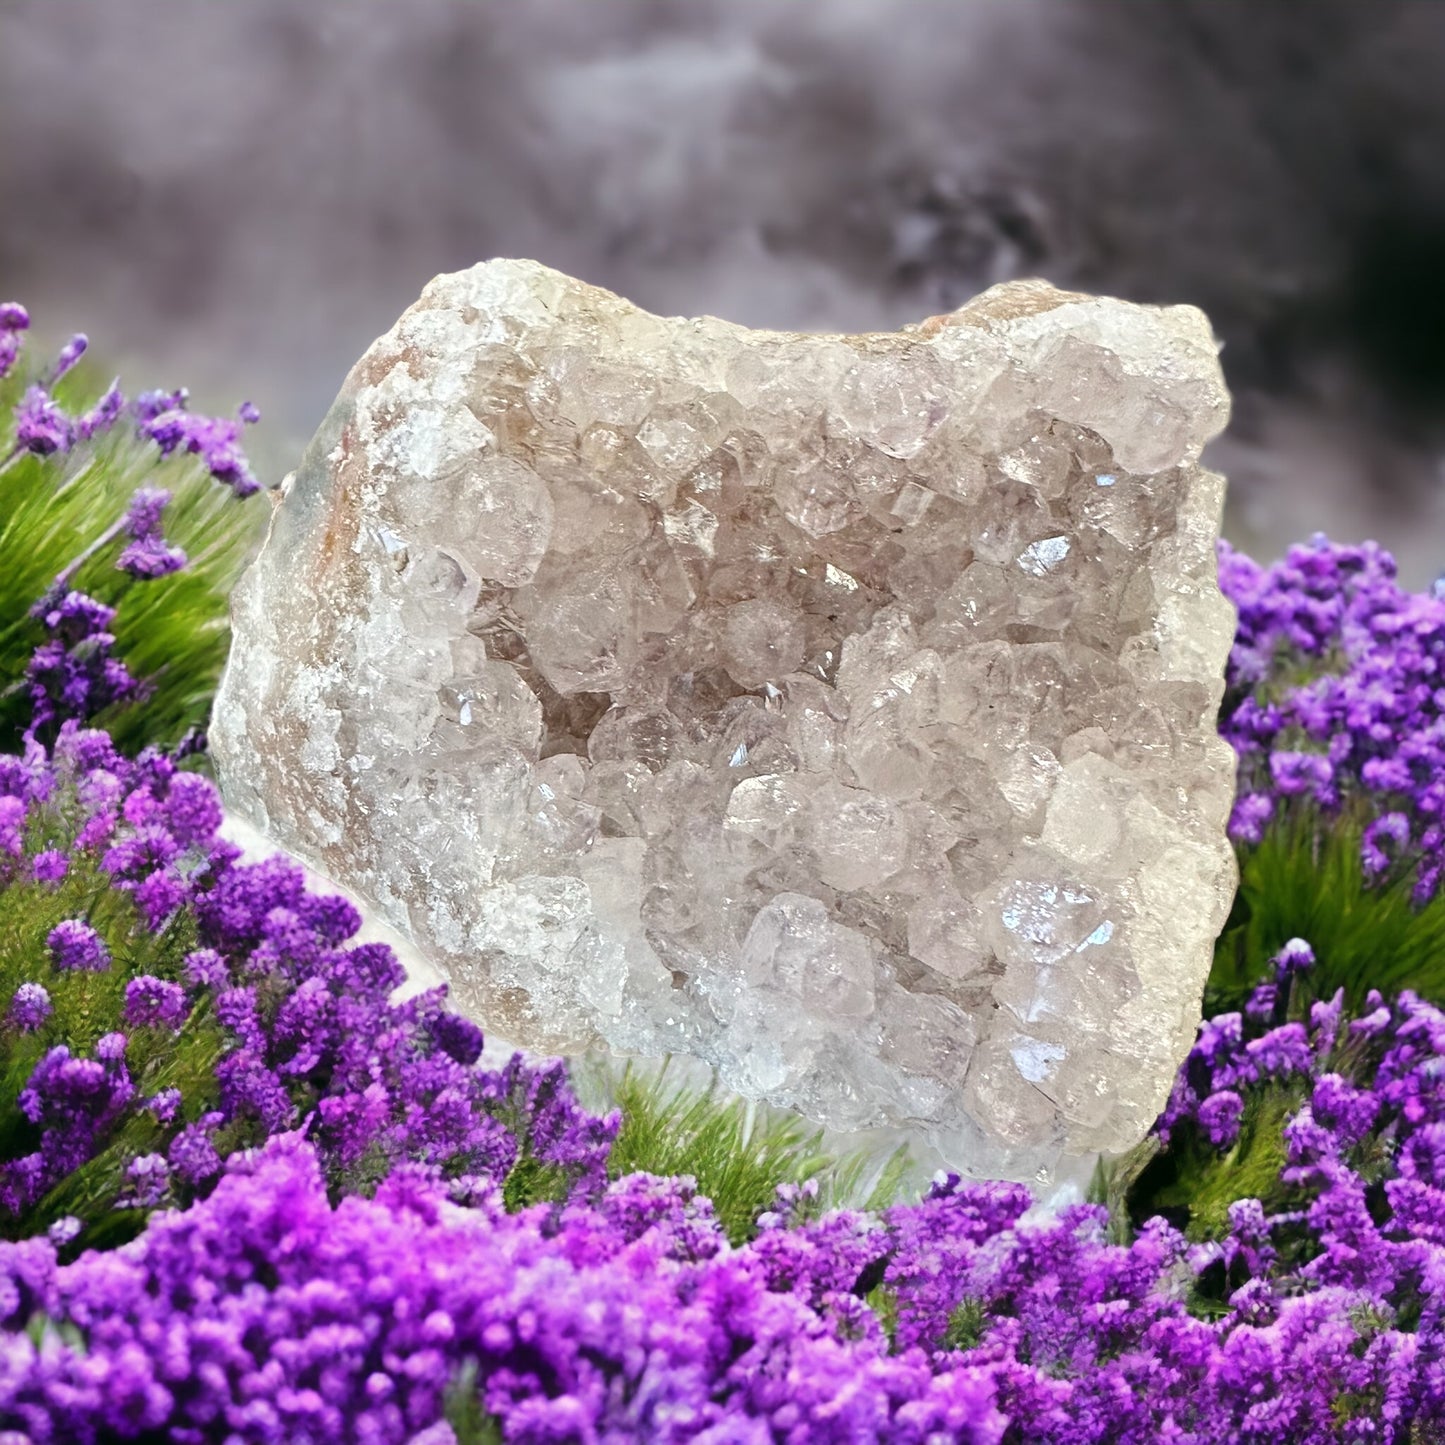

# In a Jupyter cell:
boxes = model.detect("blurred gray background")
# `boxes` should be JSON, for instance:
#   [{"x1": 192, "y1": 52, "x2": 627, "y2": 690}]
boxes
[{"x1": 6, "y1": 0, "x2": 1445, "y2": 581}]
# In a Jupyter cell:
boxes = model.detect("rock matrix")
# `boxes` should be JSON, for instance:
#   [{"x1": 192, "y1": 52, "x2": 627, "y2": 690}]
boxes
[{"x1": 212, "y1": 260, "x2": 1237, "y2": 1180}]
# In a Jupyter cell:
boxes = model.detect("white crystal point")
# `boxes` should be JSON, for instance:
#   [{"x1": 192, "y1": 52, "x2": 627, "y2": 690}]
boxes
[{"x1": 211, "y1": 259, "x2": 1238, "y2": 1183}]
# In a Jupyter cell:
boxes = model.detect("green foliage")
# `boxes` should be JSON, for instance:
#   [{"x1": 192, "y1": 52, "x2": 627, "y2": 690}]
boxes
[
  {"x1": 443, "y1": 1360, "x2": 504, "y2": 1445},
  {"x1": 941, "y1": 1296, "x2": 988, "y2": 1353},
  {"x1": 499, "y1": 1151, "x2": 574, "y2": 1213},
  {"x1": 0, "y1": 365, "x2": 265, "y2": 753},
  {"x1": 599, "y1": 1060, "x2": 911, "y2": 1246},
  {"x1": 865, "y1": 1283, "x2": 899, "y2": 1349},
  {"x1": 1122, "y1": 1086, "x2": 1305, "y2": 1249},
  {"x1": 1211, "y1": 806, "x2": 1445, "y2": 1015}
]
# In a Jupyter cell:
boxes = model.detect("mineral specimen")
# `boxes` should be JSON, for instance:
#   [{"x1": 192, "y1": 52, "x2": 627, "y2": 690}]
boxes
[{"x1": 211, "y1": 260, "x2": 1237, "y2": 1180}]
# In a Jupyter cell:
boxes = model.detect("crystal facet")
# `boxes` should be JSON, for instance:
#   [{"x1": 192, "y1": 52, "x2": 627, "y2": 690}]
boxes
[{"x1": 211, "y1": 261, "x2": 1237, "y2": 1180}]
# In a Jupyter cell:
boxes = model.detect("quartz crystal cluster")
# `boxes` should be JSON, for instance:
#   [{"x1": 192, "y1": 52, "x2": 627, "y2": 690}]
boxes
[{"x1": 211, "y1": 260, "x2": 1237, "y2": 1179}]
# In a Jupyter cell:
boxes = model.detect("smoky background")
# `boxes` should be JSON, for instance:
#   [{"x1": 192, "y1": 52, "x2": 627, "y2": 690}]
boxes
[{"x1": 6, "y1": 0, "x2": 1445, "y2": 581}]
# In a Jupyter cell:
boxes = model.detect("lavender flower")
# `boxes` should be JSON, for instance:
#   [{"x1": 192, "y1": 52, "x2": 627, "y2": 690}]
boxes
[
  {"x1": 117, "y1": 1153, "x2": 170, "y2": 1208},
  {"x1": 122, "y1": 976, "x2": 188, "y2": 1031},
  {"x1": 115, "y1": 534, "x2": 187, "y2": 580},
  {"x1": 429, "y1": 1010, "x2": 485, "y2": 1066},
  {"x1": 0, "y1": 302, "x2": 28, "y2": 383},
  {"x1": 11, "y1": 386, "x2": 71, "y2": 457},
  {"x1": 24, "y1": 589, "x2": 140, "y2": 737},
  {"x1": 45, "y1": 1216, "x2": 80, "y2": 1247},
  {"x1": 146, "y1": 1088, "x2": 182, "y2": 1127},
  {"x1": 45, "y1": 919, "x2": 109, "y2": 973},
  {"x1": 122, "y1": 486, "x2": 170, "y2": 541},
  {"x1": 131, "y1": 386, "x2": 188, "y2": 424},
  {"x1": 0, "y1": 797, "x2": 23, "y2": 859},
  {"x1": 1219, "y1": 534, "x2": 1445, "y2": 901},
  {"x1": 1198, "y1": 1087, "x2": 1245, "y2": 1147},
  {"x1": 7, "y1": 984, "x2": 50, "y2": 1033},
  {"x1": 135, "y1": 396, "x2": 261, "y2": 497},
  {"x1": 30, "y1": 849, "x2": 68, "y2": 885},
  {"x1": 115, "y1": 484, "x2": 186, "y2": 578},
  {"x1": 167, "y1": 1115, "x2": 223, "y2": 1188},
  {"x1": 46, "y1": 333, "x2": 86, "y2": 385},
  {"x1": 0, "y1": 1134, "x2": 1008, "y2": 1444},
  {"x1": 182, "y1": 947, "x2": 228, "y2": 989},
  {"x1": 0, "y1": 333, "x2": 21, "y2": 383},
  {"x1": 73, "y1": 380, "x2": 124, "y2": 442},
  {"x1": 5, "y1": 1043, "x2": 134, "y2": 1214}
]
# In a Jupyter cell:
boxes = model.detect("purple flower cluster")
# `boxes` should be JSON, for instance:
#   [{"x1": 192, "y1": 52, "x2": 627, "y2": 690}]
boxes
[
  {"x1": 7, "y1": 983, "x2": 50, "y2": 1033},
  {"x1": 44, "y1": 918, "x2": 109, "y2": 974},
  {"x1": 1159, "y1": 935, "x2": 1445, "y2": 1303},
  {"x1": 134, "y1": 390, "x2": 262, "y2": 498},
  {"x1": 8, "y1": 1071, "x2": 1445, "y2": 1443},
  {"x1": 115, "y1": 486, "x2": 187, "y2": 580},
  {"x1": 0, "y1": 304, "x2": 274, "y2": 757},
  {"x1": 0, "y1": 719, "x2": 618, "y2": 1232},
  {"x1": 0, "y1": 304, "x2": 261, "y2": 499},
  {"x1": 23, "y1": 590, "x2": 142, "y2": 737},
  {"x1": 0, "y1": 303, "x2": 28, "y2": 380},
  {"x1": 0, "y1": 1133, "x2": 1006, "y2": 1444},
  {"x1": 188, "y1": 848, "x2": 618, "y2": 1201},
  {"x1": 1219, "y1": 534, "x2": 1445, "y2": 901},
  {"x1": 883, "y1": 1171, "x2": 1444, "y2": 1441}
]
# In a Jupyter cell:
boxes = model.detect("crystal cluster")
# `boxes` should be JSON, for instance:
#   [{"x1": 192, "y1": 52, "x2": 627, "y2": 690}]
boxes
[{"x1": 211, "y1": 260, "x2": 1237, "y2": 1179}]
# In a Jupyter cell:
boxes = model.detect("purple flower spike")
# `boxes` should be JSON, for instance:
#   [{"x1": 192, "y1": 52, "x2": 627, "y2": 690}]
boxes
[
  {"x1": 147, "y1": 1088, "x2": 182, "y2": 1126},
  {"x1": 123, "y1": 976, "x2": 189, "y2": 1031},
  {"x1": 115, "y1": 485, "x2": 187, "y2": 577},
  {"x1": 13, "y1": 385, "x2": 73, "y2": 457},
  {"x1": 119, "y1": 1152, "x2": 170, "y2": 1208},
  {"x1": 429, "y1": 1011, "x2": 485, "y2": 1066},
  {"x1": 1227, "y1": 791, "x2": 1274, "y2": 845},
  {"x1": 0, "y1": 795, "x2": 24, "y2": 857},
  {"x1": 8, "y1": 983, "x2": 52, "y2": 1032},
  {"x1": 131, "y1": 387, "x2": 188, "y2": 423},
  {"x1": 31, "y1": 849, "x2": 69, "y2": 886},
  {"x1": 1269, "y1": 750, "x2": 1335, "y2": 802},
  {"x1": 47, "y1": 918, "x2": 110, "y2": 973},
  {"x1": 48, "y1": 332, "x2": 87, "y2": 384},
  {"x1": 95, "y1": 1032, "x2": 127, "y2": 1062},
  {"x1": 0, "y1": 329, "x2": 22, "y2": 383},
  {"x1": 122, "y1": 487, "x2": 172, "y2": 541},
  {"x1": 182, "y1": 947, "x2": 229, "y2": 990},
  {"x1": 168, "y1": 1115, "x2": 223, "y2": 1186},
  {"x1": 74, "y1": 381, "x2": 125, "y2": 442},
  {"x1": 1274, "y1": 936, "x2": 1316, "y2": 981},
  {"x1": 134, "y1": 394, "x2": 261, "y2": 497},
  {"x1": 0, "y1": 304, "x2": 29, "y2": 381},
  {"x1": 1199, "y1": 1089, "x2": 1245, "y2": 1148},
  {"x1": 26, "y1": 589, "x2": 140, "y2": 733},
  {"x1": 46, "y1": 1216, "x2": 81, "y2": 1246},
  {"x1": 116, "y1": 535, "x2": 187, "y2": 579},
  {"x1": 1362, "y1": 811, "x2": 1411, "y2": 878}
]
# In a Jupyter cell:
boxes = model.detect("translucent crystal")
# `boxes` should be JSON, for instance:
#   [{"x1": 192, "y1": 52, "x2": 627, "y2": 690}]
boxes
[{"x1": 211, "y1": 262, "x2": 1238, "y2": 1181}]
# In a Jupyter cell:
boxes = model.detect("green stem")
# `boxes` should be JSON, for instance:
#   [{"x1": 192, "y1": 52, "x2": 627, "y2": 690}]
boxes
[{"x1": 52, "y1": 518, "x2": 126, "y2": 593}]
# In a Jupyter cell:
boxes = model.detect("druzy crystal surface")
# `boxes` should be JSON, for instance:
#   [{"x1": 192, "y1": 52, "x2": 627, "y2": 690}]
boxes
[{"x1": 212, "y1": 260, "x2": 1237, "y2": 1179}]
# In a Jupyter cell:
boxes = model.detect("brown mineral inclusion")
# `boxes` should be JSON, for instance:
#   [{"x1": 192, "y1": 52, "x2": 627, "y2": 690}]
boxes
[{"x1": 212, "y1": 260, "x2": 1237, "y2": 1181}]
